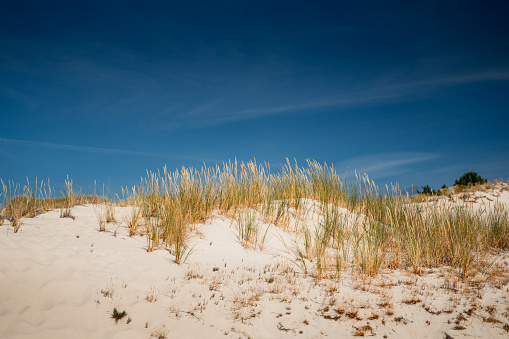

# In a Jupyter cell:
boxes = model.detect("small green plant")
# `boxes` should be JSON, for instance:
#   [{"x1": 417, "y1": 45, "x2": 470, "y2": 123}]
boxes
[
  {"x1": 274, "y1": 200, "x2": 289, "y2": 229},
  {"x1": 303, "y1": 226, "x2": 312, "y2": 259},
  {"x1": 146, "y1": 216, "x2": 161, "y2": 252},
  {"x1": 122, "y1": 186, "x2": 142, "y2": 236},
  {"x1": 126, "y1": 206, "x2": 141, "y2": 236},
  {"x1": 11, "y1": 216, "x2": 23, "y2": 233},
  {"x1": 111, "y1": 308, "x2": 127, "y2": 323},
  {"x1": 2, "y1": 180, "x2": 25, "y2": 232},
  {"x1": 313, "y1": 219, "x2": 333, "y2": 279},
  {"x1": 289, "y1": 244, "x2": 308, "y2": 274},
  {"x1": 60, "y1": 175, "x2": 75, "y2": 219},
  {"x1": 93, "y1": 204, "x2": 107, "y2": 232},
  {"x1": 455, "y1": 171, "x2": 487, "y2": 186},
  {"x1": 125, "y1": 200, "x2": 141, "y2": 236},
  {"x1": 172, "y1": 227, "x2": 194, "y2": 265},
  {"x1": 255, "y1": 223, "x2": 271, "y2": 251},
  {"x1": 105, "y1": 201, "x2": 116, "y2": 223},
  {"x1": 237, "y1": 208, "x2": 259, "y2": 248},
  {"x1": 157, "y1": 200, "x2": 194, "y2": 264},
  {"x1": 4, "y1": 195, "x2": 27, "y2": 233}
]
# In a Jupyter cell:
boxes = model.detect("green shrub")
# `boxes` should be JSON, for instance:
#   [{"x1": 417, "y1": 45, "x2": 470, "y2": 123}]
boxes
[
  {"x1": 111, "y1": 308, "x2": 127, "y2": 323},
  {"x1": 454, "y1": 172, "x2": 487, "y2": 186},
  {"x1": 417, "y1": 185, "x2": 435, "y2": 195}
]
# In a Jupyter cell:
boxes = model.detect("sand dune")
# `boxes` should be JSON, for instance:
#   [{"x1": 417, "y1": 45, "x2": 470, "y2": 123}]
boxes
[{"x1": 2, "y1": 187, "x2": 509, "y2": 338}]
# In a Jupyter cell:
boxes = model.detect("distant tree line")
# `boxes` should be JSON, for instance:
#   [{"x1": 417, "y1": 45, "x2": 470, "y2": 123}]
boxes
[{"x1": 416, "y1": 171, "x2": 487, "y2": 195}]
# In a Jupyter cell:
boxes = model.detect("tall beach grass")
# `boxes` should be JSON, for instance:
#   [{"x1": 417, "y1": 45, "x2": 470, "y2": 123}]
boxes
[{"x1": 1, "y1": 159, "x2": 508, "y2": 276}]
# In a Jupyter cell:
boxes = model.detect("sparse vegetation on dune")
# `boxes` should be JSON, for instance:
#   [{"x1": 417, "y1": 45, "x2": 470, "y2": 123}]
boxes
[
  {"x1": 0, "y1": 177, "x2": 106, "y2": 232},
  {"x1": 1, "y1": 160, "x2": 509, "y2": 279},
  {"x1": 415, "y1": 171, "x2": 493, "y2": 197},
  {"x1": 2, "y1": 161, "x2": 509, "y2": 338}
]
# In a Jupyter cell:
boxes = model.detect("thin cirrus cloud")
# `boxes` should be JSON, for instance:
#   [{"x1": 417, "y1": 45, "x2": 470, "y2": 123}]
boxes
[
  {"x1": 176, "y1": 69, "x2": 509, "y2": 127},
  {"x1": 401, "y1": 70, "x2": 509, "y2": 88},
  {"x1": 0, "y1": 137, "x2": 220, "y2": 163},
  {"x1": 336, "y1": 152, "x2": 440, "y2": 180}
]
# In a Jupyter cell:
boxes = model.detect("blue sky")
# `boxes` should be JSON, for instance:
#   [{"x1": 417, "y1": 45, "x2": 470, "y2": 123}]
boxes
[{"x1": 1, "y1": 0, "x2": 508, "y2": 195}]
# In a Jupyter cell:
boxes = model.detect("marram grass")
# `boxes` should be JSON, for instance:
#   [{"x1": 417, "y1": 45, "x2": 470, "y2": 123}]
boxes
[{"x1": 1, "y1": 159, "x2": 508, "y2": 278}]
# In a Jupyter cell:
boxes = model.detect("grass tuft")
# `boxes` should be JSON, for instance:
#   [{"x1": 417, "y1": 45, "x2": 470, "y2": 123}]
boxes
[{"x1": 111, "y1": 308, "x2": 127, "y2": 324}]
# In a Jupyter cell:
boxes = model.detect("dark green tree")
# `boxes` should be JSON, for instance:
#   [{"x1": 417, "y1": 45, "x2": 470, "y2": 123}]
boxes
[
  {"x1": 417, "y1": 184, "x2": 435, "y2": 195},
  {"x1": 454, "y1": 172, "x2": 487, "y2": 186}
]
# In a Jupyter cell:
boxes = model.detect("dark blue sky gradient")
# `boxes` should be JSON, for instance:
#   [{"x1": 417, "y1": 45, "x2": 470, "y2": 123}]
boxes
[{"x1": 1, "y1": 0, "x2": 508, "y2": 195}]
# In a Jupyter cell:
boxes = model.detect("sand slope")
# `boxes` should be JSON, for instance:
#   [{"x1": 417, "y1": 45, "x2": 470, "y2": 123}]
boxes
[{"x1": 1, "y1": 193, "x2": 509, "y2": 338}]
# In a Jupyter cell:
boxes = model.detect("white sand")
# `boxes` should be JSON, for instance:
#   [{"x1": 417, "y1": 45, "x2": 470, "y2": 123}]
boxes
[{"x1": 1, "y1": 186, "x2": 509, "y2": 338}]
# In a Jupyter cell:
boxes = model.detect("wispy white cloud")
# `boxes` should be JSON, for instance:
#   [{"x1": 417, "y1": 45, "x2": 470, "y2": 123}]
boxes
[
  {"x1": 336, "y1": 152, "x2": 440, "y2": 180},
  {"x1": 5, "y1": 44, "x2": 508, "y2": 130},
  {"x1": 184, "y1": 89, "x2": 401, "y2": 127},
  {"x1": 398, "y1": 70, "x2": 509, "y2": 88},
  {"x1": 0, "y1": 137, "x2": 220, "y2": 163},
  {"x1": 178, "y1": 69, "x2": 509, "y2": 127}
]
